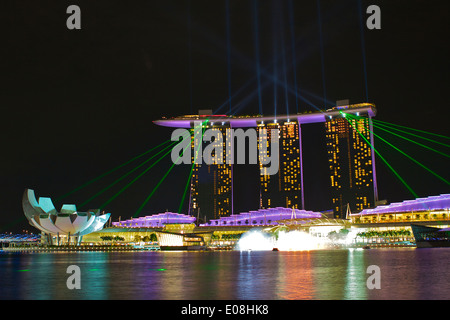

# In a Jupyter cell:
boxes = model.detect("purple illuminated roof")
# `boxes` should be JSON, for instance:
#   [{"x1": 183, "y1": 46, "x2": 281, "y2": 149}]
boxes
[
  {"x1": 200, "y1": 207, "x2": 322, "y2": 227},
  {"x1": 112, "y1": 212, "x2": 195, "y2": 228},
  {"x1": 352, "y1": 194, "x2": 450, "y2": 215},
  {"x1": 153, "y1": 104, "x2": 376, "y2": 128}
]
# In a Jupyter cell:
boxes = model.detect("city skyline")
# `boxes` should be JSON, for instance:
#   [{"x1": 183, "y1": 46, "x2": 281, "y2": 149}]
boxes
[
  {"x1": 159, "y1": 102, "x2": 378, "y2": 221},
  {"x1": 2, "y1": 1, "x2": 449, "y2": 232}
]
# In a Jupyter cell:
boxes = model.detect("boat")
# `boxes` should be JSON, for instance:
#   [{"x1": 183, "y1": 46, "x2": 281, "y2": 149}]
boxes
[
  {"x1": 272, "y1": 248, "x2": 279, "y2": 251},
  {"x1": 410, "y1": 224, "x2": 450, "y2": 248}
]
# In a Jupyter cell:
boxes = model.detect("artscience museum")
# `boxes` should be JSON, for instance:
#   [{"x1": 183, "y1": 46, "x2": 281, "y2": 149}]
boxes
[{"x1": 22, "y1": 189, "x2": 110, "y2": 245}]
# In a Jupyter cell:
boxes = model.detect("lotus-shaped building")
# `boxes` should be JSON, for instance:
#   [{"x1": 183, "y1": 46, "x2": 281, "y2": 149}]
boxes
[{"x1": 22, "y1": 189, "x2": 110, "y2": 245}]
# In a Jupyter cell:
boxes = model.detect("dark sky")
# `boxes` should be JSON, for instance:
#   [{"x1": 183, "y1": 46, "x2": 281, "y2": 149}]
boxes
[{"x1": 2, "y1": 0, "x2": 449, "y2": 232}]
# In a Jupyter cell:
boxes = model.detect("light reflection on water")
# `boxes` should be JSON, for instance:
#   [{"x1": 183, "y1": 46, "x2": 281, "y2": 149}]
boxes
[{"x1": 1, "y1": 248, "x2": 450, "y2": 300}]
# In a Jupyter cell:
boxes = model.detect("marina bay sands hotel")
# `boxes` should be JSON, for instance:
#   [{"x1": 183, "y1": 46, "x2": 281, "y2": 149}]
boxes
[{"x1": 154, "y1": 101, "x2": 378, "y2": 221}]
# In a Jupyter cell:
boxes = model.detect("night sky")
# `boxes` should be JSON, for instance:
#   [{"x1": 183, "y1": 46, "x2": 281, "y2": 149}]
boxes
[{"x1": 2, "y1": 0, "x2": 449, "y2": 232}]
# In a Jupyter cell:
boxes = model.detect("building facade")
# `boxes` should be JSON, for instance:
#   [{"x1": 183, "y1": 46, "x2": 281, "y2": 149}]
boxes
[
  {"x1": 155, "y1": 103, "x2": 377, "y2": 222},
  {"x1": 259, "y1": 121, "x2": 303, "y2": 210},
  {"x1": 325, "y1": 113, "x2": 377, "y2": 217},
  {"x1": 189, "y1": 125, "x2": 233, "y2": 222},
  {"x1": 349, "y1": 194, "x2": 450, "y2": 224}
]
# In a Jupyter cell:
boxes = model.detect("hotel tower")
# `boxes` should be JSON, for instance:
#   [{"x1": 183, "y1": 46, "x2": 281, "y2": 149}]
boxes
[
  {"x1": 259, "y1": 120, "x2": 303, "y2": 210},
  {"x1": 324, "y1": 104, "x2": 378, "y2": 218},
  {"x1": 154, "y1": 102, "x2": 378, "y2": 221},
  {"x1": 189, "y1": 123, "x2": 233, "y2": 222}
]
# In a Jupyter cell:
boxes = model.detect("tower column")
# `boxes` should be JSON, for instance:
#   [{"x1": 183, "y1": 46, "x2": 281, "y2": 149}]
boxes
[
  {"x1": 368, "y1": 116, "x2": 379, "y2": 203},
  {"x1": 298, "y1": 122, "x2": 305, "y2": 210}
]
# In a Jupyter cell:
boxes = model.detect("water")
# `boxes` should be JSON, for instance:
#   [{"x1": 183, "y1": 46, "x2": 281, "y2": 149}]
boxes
[{"x1": 1, "y1": 248, "x2": 450, "y2": 300}]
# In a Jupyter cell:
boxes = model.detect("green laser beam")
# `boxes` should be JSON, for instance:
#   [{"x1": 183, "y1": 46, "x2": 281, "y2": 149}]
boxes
[
  {"x1": 347, "y1": 112, "x2": 450, "y2": 146},
  {"x1": 346, "y1": 112, "x2": 449, "y2": 188},
  {"x1": 177, "y1": 126, "x2": 205, "y2": 214},
  {"x1": 131, "y1": 122, "x2": 211, "y2": 217},
  {"x1": 373, "y1": 127, "x2": 450, "y2": 158},
  {"x1": 343, "y1": 115, "x2": 418, "y2": 198},
  {"x1": 370, "y1": 121, "x2": 450, "y2": 150},
  {"x1": 133, "y1": 166, "x2": 175, "y2": 217},
  {"x1": 370, "y1": 118, "x2": 450, "y2": 140},
  {"x1": 345, "y1": 113, "x2": 450, "y2": 158},
  {"x1": 366, "y1": 125, "x2": 450, "y2": 186},
  {"x1": 178, "y1": 160, "x2": 195, "y2": 214},
  {"x1": 93, "y1": 131, "x2": 191, "y2": 209},
  {"x1": 99, "y1": 146, "x2": 175, "y2": 210},
  {"x1": 79, "y1": 140, "x2": 180, "y2": 208},
  {"x1": 56, "y1": 139, "x2": 173, "y2": 201},
  {"x1": 134, "y1": 140, "x2": 193, "y2": 217}
]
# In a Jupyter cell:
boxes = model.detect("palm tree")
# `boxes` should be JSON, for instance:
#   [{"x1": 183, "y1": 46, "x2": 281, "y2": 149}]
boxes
[{"x1": 211, "y1": 234, "x2": 220, "y2": 240}]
